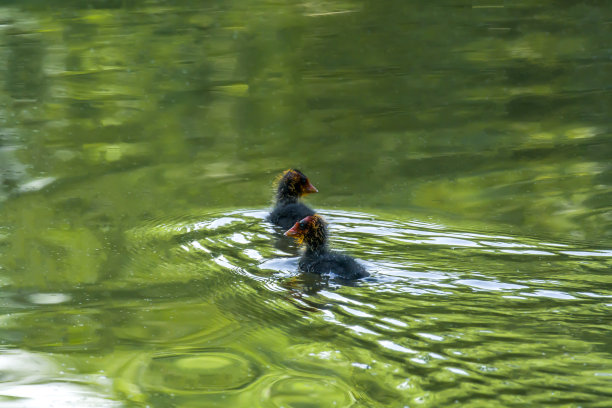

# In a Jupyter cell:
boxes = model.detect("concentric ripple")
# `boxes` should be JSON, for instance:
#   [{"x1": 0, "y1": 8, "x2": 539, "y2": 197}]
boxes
[{"x1": 141, "y1": 350, "x2": 260, "y2": 393}]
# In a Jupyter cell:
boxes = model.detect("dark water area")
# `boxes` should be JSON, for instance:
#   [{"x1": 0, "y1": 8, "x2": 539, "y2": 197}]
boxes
[{"x1": 1, "y1": 1, "x2": 611, "y2": 407}]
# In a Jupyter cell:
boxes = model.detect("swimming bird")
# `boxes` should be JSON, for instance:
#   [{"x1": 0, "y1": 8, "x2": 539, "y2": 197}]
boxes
[
  {"x1": 285, "y1": 214, "x2": 369, "y2": 280},
  {"x1": 268, "y1": 169, "x2": 318, "y2": 230}
]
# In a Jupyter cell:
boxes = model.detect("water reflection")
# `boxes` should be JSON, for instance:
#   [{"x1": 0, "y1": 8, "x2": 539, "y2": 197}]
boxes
[
  {"x1": 1, "y1": 0, "x2": 612, "y2": 406},
  {"x1": 0, "y1": 350, "x2": 120, "y2": 408}
]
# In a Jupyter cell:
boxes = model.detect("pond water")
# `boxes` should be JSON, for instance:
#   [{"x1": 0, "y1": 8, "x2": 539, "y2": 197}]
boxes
[{"x1": 1, "y1": 1, "x2": 611, "y2": 407}]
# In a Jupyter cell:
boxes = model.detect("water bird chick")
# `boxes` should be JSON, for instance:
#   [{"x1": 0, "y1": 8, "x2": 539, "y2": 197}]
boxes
[
  {"x1": 285, "y1": 214, "x2": 369, "y2": 280},
  {"x1": 268, "y1": 169, "x2": 318, "y2": 230}
]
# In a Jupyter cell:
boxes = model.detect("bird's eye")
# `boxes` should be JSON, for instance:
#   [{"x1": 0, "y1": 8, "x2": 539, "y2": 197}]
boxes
[
  {"x1": 299, "y1": 221, "x2": 306, "y2": 229},
  {"x1": 300, "y1": 176, "x2": 307, "y2": 184}
]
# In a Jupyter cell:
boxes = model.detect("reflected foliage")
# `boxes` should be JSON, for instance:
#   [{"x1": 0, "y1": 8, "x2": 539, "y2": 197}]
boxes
[{"x1": 0, "y1": 0, "x2": 611, "y2": 407}]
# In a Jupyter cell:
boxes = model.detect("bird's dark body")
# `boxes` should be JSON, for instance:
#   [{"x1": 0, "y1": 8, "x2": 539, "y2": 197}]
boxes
[
  {"x1": 299, "y1": 250, "x2": 369, "y2": 280},
  {"x1": 285, "y1": 214, "x2": 369, "y2": 280},
  {"x1": 268, "y1": 203, "x2": 315, "y2": 230}
]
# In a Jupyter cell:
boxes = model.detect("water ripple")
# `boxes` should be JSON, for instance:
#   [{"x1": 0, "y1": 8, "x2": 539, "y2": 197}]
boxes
[
  {"x1": 141, "y1": 349, "x2": 261, "y2": 392},
  {"x1": 108, "y1": 207, "x2": 612, "y2": 406}
]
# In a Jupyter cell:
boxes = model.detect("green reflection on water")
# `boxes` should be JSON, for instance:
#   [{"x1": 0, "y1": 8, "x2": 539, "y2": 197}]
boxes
[{"x1": 1, "y1": 1, "x2": 611, "y2": 407}]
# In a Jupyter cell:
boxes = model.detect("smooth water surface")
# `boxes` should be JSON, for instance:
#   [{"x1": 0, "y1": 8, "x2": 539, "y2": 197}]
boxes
[{"x1": 1, "y1": 1, "x2": 611, "y2": 407}]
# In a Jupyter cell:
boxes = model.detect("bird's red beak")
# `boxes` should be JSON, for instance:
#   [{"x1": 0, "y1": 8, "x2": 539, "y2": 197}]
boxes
[
  {"x1": 284, "y1": 223, "x2": 301, "y2": 238},
  {"x1": 303, "y1": 180, "x2": 318, "y2": 195}
]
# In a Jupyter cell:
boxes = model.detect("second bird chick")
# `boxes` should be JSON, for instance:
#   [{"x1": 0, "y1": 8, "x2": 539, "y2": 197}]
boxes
[{"x1": 285, "y1": 214, "x2": 369, "y2": 280}]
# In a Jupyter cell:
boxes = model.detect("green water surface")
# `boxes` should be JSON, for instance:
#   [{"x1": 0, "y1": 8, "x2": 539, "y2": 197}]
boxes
[{"x1": 0, "y1": 1, "x2": 611, "y2": 407}]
